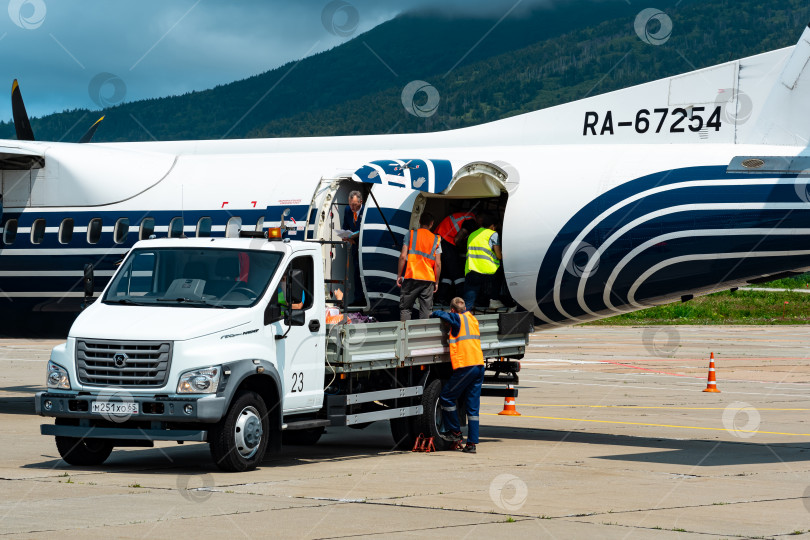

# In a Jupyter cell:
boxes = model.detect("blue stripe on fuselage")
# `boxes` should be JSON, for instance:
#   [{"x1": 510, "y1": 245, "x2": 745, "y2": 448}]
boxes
[{"x1": 534, "y1": 165, "x2": 810, "y2": 325}]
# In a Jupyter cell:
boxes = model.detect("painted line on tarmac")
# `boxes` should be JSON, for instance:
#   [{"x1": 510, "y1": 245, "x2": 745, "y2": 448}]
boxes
[
  {"x1": 518, "y1": 378, "x2": 810, "y2": 397},
  {"x1": 482, "y1": 403, "x2": 810, "y2": 411},
  {"x1": 595, "y1": 359, "x2": 702, "y2": 378},
  {"x1": 520, "y1": 359, "x2": 602, "y2": 365},
  {"x1": 689, "y1": 357, "x2": 810, "y2": 361},
  {"x1": 522, "y1": 358, "x2": 704, "y2": 379},
  {"x1": 482, "y1": 412, "x2": 810, "y2": 436},
  {"x1": 523, "y1": 356, "x2": 810, "y2": 362},
  {"x1": 518, "y1": 379, "x2": 704, "y2": 390},
  {"x1": 521, "y1": 361, "x2": 810, "y2": 386}
]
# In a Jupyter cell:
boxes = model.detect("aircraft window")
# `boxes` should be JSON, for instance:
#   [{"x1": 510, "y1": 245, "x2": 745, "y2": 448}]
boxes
[
  {"x1": 169, "y1": 217, "x2": 184, "y2": 238},
  {"x1": 87, "y1": 218, "x2": 103, "y2": 244},
  {"x1": 114, "y1": 218, "x2": 130, "y2": 244},
  {"x1": 256, "y1": 217, "x2": 265, "y2": 233},
  {"x1": 226, "y1": 217, "x2": 242, "y2": 238},
  {"x1": 139, "y1": 217, "x2": 155, "y2": 240},
  {"x1": 3, "y1": 220, "x2": 17, "y2": 245},
  {"x1": 196, "y1": 217, "x2": 212, "y2": 237},
  {"x1": 31, "y1": 219, "x2": 46, "y2": 245},
  {"x1": 59, "y1": 218, "x2": 74, "y2": 244}
]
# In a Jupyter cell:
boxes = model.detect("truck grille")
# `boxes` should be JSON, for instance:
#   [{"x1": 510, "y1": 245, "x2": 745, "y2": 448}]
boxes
[{"x1": 76, "y1": 339, "x2": 172, "y2": 388}]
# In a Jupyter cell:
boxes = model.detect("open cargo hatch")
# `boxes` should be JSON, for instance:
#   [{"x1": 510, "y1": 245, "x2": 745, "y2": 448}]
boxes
[{"x1": 348, "y1": 159, "x2": 516, "y2": 308}]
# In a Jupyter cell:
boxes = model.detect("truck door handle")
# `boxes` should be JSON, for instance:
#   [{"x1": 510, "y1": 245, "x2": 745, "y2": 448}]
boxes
[{"x1": 309, "y1": 319, "x2": 321, "y2": 332}]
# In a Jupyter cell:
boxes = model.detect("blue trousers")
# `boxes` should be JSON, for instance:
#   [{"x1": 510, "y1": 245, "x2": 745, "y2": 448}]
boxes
[
  {"x1": 440, "y1": 364, "x2": 485, "y2": 444},
  {"x1": 463, "y1": 271, "x2": 493, "y2": 311}
]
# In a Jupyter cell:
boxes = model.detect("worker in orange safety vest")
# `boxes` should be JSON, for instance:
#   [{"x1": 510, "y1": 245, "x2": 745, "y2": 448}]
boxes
[
  {"x1": 397, "y1": 212, "x2": 441, "y2": 321},
  {"x1": 430, "y1": 297, "x2": 485, "y2": 453}
]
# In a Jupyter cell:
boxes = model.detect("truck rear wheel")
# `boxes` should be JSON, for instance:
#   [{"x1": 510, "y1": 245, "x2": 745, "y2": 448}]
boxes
[
  {"x1": 414, "y1": 379, "x2": 454, "y2": 451},
  {"x1": 55, "y1": 435, "x2": 113, "y2": 466},
  {"x1": 209, "y1": 390, "x2": 270, "y2": 472}
]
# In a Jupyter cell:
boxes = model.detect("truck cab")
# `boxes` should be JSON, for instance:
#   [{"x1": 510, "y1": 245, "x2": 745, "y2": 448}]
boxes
[{"x1": 36, "y1": 234, "x2": 530, "y2": 471}]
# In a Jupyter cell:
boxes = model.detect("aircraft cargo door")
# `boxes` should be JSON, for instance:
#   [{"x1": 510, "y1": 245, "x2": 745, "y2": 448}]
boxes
[
  {"x1": 350, "y1": 159, "x2": 457, "y2": 307},
  {"x1": 350, "y1": 158, "x2": 518, "y2": 310},
  {"x1": 358, "y1": 187, "x2": 419, "y2": 304}
]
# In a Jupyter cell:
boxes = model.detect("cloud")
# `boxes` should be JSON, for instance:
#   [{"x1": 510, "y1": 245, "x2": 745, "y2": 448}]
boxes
[
  {"x1": 0, "y1": 0, "x2": 391, "y2": 117},
  {"x1": 0, "y1": 0, "x2": 561, "y2": 118},
  {"x1": 390, "y1": 0, "x2": 558, "y2": 18}
]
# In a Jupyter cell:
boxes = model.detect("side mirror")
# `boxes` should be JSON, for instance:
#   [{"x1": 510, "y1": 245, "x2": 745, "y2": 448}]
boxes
[
  {"x1": 284, "y1": 308, "x2": 306, "y2": 327},
  {"x1": 83, "y1": 263, "x2": 95, "y2": 298},
  {"x1": 287, "y1": 268, "x2": 305, "y2": 305},
  {"x1": 81, "y1": 263, "x2": 95, "y2": 309}
]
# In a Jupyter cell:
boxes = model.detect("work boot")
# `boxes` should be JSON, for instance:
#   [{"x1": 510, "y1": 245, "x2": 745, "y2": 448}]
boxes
[
  {"x1": 462, "y1": 442, "x2": 477, "y2": 453},
  {"x1": 489, "y1": 299, "x2": 505, "y2": 309},
  {"x1": 442, "y1": 430, "x2": 463, "y2": 442}
]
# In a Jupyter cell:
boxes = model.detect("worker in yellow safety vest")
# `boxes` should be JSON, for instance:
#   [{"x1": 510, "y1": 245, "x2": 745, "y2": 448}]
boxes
[
  {"x1": 430, "y1": 297, "x2": 485, "y2": 453},
  {"x1": 397, "y1": 212, "x2": 442, "y2": 321},
  {"x1": 464, "y1": 212, "x2": 502, "y2": 311}
]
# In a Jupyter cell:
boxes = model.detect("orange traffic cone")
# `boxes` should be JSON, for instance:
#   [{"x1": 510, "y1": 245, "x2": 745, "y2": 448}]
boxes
[
  {"x1": 498, "y1": 384, "x2": 521, "y2": 416},
  {"x1": 702, "y1": 352, "x2": 721, "y2": 393}
]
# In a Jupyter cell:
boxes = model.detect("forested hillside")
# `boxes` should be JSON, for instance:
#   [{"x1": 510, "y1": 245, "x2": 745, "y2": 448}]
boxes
[{"x1": 1, "y1": 0, "x2": 808, "y2": 142}]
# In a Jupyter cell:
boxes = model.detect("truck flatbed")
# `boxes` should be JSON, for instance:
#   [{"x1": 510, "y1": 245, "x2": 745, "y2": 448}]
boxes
[{"x1": 326, "y1": 313, "x2": 529, "y2": 373}]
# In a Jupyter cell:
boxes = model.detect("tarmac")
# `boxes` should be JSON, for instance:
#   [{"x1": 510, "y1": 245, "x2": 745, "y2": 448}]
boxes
[{"x1": 2, "y1": 325, "x2": 810, "y2": 538}]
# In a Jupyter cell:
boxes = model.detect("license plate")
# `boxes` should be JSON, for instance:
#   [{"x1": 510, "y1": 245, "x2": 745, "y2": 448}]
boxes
[{"x1": 91, "y1": 401, "x2": 139, "y2": 415}]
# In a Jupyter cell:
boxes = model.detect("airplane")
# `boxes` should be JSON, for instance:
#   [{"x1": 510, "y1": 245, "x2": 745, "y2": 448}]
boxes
[{"x1": 1, "y1": 23, "x2": 810, "y2": 334}]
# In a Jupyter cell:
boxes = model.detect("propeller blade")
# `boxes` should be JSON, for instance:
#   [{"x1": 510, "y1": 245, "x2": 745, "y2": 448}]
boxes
[
  {"x1": 11, "y1": 79, "x2": 35, "y2": 141},
  {"x1": 78, "y1": 116, "x2": 105, "y2": 144}
]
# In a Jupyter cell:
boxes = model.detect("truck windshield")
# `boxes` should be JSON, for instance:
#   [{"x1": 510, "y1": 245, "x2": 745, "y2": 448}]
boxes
[{"x1": 103, "y1": 247, "x2": 284, "y2": 308}]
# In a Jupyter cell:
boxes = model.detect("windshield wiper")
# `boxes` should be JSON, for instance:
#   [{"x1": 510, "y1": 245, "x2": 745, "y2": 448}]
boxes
[
  {"x1": 156, "y1": 297, "x2": 228, "y2": 308},
  {"x1": 106, "y1": 298, "x2": 147, "y2": 306}
]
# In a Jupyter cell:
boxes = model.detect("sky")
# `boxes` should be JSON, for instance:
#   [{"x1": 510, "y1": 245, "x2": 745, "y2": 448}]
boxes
[{"x1": 0, "y1": 0, "x2": 557, "y2": 118}]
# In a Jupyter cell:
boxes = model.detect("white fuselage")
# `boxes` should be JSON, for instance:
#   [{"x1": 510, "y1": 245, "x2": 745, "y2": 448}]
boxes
[{"x1": 2, "y1": 33, "x2": 810, "y2": 329}]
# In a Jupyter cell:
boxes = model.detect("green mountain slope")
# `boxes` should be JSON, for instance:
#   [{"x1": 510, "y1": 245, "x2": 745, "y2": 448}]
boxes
[
  {"x1": 250, "y1": 0, "x2": 810, "y2": 138},
  {"x1": 1, "y1": 0, "x2": 808, "y2": 142}
]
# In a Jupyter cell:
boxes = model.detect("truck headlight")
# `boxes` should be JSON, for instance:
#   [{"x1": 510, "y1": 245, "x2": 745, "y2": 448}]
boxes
[
  {"x1": 177, "y1": 366, "x2": 221, "y2": 394},
  {"x1": 47, "y1": 360, "x2": 71, "y2": 390}
]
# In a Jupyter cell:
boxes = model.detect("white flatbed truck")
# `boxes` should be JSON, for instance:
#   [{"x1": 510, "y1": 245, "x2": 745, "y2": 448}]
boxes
[{"x1": 36, "y1": 235, "x2": 530, "y2": 471}]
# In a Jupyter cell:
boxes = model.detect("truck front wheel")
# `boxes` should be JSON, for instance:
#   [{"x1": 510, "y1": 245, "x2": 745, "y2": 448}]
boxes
[
  {"x1": 209, "y1": 390, "x2": 270, "y2": 472},
  {"x1": 55, "y1": 435, "x2": 113, "y2": 466}
]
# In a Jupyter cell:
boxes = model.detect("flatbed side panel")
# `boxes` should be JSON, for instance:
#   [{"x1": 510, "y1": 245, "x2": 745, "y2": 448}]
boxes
[
  {"x1": 404, "y1": 318, "x2": 447, "y2": 359},
  {"x1": 326, "y1": 321, "x2": 401, "y2": 366},
  {"x1": 326, "y1": 314, "x2": 527, "y2": 373},
  {"x1": 404, "y1": 314, "x2": 523, "y2": 362}
]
